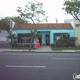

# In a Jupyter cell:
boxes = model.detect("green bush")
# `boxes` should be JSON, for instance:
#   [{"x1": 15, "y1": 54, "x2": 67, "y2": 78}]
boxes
[
  {"x1": 50, "y1": 44, "x2": 55, "y2": 47},
  {"x1": 11, "y1": 43, "x2": 34, "y2": 48},
  {"x1": 54, "y1": 37, "x2": 77, "y2": 47}
]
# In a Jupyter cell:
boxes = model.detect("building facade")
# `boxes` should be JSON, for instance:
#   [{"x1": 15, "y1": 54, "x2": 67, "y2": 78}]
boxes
[
  {"x1": 0, "y1": 30, "x2": 9, "y2": 41},
  {"x1": 64, "y1": 19, "x2": 80, "y2": 46},
  {"x1": 74, "y1": 19, "x2": 80, "y2": 46},
  {"x1": 11, "y1": 23, "x2": 75, "y2": 46}
]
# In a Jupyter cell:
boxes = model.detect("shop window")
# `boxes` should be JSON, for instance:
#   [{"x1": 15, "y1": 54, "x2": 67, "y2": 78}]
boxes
[
  {"x1": 76, "y1": 24, "x2": 80, "y2": 27},
  {"x1": 54, "y1": 33, "x2": 69, "y2": 42},
  {"x1": 18, "y1": 34, "x2": 33, "y2": 43},
  {"x1": 63, "y1": 33, "x2": 69, "y2": 39}
]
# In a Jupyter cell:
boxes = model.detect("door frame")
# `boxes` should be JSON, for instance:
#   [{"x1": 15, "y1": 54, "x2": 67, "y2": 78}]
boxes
[
  {"x1": 45, "y1": 34, "x2": 50, "y2": 46},
  {"x1": 38, "y1": 35, "x2": 42, "y2": 46}
]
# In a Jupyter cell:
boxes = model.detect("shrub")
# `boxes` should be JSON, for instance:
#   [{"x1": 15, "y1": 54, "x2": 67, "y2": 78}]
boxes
[
  {"x1": 50, "y1": 44, "x2": 56, "y2": 47},
  {"x1": 54, "y1": 37, "x2": 77, "y2": 47},
  {"x1": 11, "y1": 43, "x2": 34, "y2": 48}
]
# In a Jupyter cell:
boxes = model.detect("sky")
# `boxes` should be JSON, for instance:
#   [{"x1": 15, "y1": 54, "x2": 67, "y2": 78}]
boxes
[{"x1": 0, "y1": 0, "x2": 73, "y2": 23}]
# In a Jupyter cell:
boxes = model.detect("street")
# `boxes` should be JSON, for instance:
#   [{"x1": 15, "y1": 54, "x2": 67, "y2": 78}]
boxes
[{"x1": 0, "y1": 52, "x2": 80, "y2": 80}]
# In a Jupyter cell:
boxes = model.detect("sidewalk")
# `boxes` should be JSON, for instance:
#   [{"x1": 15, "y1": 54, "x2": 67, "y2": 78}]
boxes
[
  {"x1": 35, "y1": 46, "x2": 52, "y2": 51},
  {"x1": 0, "y1": 46, "x2": 80, "y2": 53}
]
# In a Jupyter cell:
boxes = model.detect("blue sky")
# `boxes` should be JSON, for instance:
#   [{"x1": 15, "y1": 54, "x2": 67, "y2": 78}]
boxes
[{"x1": 0, "y1": 0, "x2": 73, "y2": 23}]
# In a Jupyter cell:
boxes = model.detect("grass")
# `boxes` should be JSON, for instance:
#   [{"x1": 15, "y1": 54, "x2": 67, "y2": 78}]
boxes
[
  {"x1": 10, "y1": 45, "x2": 80, "y2": 51},
  {"x1": 10, "y1": 46, "x2": 36, "y2": 50},
  {"x1": 51, "y1": 46, "x2": 80, "y2": 50}
]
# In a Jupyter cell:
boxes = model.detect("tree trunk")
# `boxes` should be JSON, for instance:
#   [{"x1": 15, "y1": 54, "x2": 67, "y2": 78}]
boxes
[
  {"x1": 29, "y1": 34, "x2": 35, "y2": 51},
  {"x1": 29, "y1": 21, "x2": 37, "y2": 51}
]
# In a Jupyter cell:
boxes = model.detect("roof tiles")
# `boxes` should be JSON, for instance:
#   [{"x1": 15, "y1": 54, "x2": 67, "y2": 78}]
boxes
[{"x1": 13, "y1": 23, "x2": 73, "y2": 29}]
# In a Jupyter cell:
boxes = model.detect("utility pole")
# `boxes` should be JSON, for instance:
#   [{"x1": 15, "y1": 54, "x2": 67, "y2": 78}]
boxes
[{"x1": 55, "y1": 18, "x2": 58, "y2": 23}]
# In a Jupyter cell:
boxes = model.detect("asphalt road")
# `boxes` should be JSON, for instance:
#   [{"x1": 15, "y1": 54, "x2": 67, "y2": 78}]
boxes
[{"x1": 0, "y1": 52, "x2": 80, "y2": 80}]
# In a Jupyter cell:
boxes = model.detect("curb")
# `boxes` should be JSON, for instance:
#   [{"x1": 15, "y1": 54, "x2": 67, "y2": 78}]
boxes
[
  {"x1": 1, "y1": 49, "x2": 80, "y2": 53},
  {"x1": 0, "y1": 48, "x2": 80, "y2": 53}
]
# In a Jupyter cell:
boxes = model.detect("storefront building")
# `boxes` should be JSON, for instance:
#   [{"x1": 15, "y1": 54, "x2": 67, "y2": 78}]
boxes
[{"x1": 11, "y1": 23, "x2": 75, "y2": 46}]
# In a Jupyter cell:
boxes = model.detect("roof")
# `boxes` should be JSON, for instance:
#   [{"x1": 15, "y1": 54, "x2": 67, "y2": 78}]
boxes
[{"x1": 13, "y1": 23, "x2": 73, "y2": 29}]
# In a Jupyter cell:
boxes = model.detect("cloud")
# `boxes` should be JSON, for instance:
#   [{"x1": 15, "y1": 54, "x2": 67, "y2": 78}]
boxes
[{"x1": 0, "y1": 0, "x2": 73, "y2": 22}]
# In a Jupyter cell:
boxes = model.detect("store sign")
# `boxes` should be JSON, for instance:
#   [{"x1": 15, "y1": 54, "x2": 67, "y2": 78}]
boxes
[
  {"x1": 21, "y1": 37, "x2": 31, "y2": 40},
  {"x1": 52, "y1": 30, "x2": 74, "y2": 33}
]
